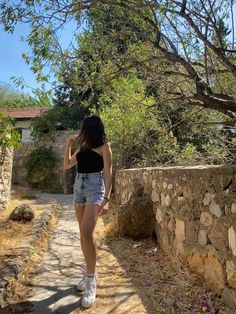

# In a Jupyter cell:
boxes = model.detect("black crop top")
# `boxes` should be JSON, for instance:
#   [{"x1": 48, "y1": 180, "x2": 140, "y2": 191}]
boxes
[{"x1": 76, "y1": 148, "x2": 104, "y2": 173}]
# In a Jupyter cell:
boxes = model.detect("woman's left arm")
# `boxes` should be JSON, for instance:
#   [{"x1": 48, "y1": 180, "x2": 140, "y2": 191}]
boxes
[
  {"x1": 103, "y1": 142, "x2": 113, "y2": 200},
  {"x1": 97, "y1": 143, "x2": 112, "y2": 216}
]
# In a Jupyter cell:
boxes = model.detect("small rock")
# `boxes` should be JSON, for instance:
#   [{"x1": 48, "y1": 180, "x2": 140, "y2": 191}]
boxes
[
  {"x1": 14, "y1": 187, "x2": 37, "y2": 199},
  {"x1": 9, "y1": 204, "x2": 34, "y2": 222},
  {"x1": 232, "y1": 203, "x2": 236, "y2": 214},
  {"x1": 209, "y1": 200, "x2": 222, "y2": 218},
  {"x1": 198, "y1": 229, "x2": 207, "y2": 246},
  {"x1": 0, "y1": 279, "x2": 7, "y2": 288},
  {"x1": 228, "y1": 226, "x2": 236, "y2": 256},
  {"x1": 3, "y1": 263, "x2": 22, "y2": 278},
  {"x1": 203, "y1": 192, "x2": 215, "y2": 206},
  {"x1": 200, "y1": 212, "x2": 213, "y2": 227}
]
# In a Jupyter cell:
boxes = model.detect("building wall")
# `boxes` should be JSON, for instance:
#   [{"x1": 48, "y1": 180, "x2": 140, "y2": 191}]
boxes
[
  {"x1": 0, "y1": 148, "x2": 13, "y2": 211},
  {"x1": 14, "y1": 120, "x2": 31, "y2": 129},
  {"x1": 114, "y1": 166, "x2": 236, "y2": 308},
  {"x1": 14, "y1": 120, "x2": 33, "y2": 143}
]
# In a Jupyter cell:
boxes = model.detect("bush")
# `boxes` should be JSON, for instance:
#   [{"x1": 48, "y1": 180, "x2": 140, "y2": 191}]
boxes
[
  {"x1": 25, "y1": 146, "x2": 60, "y2": 191},
  {"x1": 0, "y1": 112, "x2": 21, "y2": 148}
]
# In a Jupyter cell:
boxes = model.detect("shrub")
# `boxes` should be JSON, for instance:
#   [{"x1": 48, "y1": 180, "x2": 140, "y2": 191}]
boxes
[
  {"x1": 25, "y1": 146, "x2": 60, "y2": 191},
  {"x1": 0, "y1": 112, "x2": 21, "y2": 148}
]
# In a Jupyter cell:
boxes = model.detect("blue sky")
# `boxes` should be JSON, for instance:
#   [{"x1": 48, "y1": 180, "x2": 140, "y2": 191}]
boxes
[
  {"x1": 0, "y1": 22, "x2": 78, "y2": 96},
  {"x1": 0, "y1": 23, "x2": 38, "y2": 94}
]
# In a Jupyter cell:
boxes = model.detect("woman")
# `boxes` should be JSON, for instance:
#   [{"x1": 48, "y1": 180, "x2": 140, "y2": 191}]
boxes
[{"x1": 64, "y1": 115, "x2": 112, "y2": 308}]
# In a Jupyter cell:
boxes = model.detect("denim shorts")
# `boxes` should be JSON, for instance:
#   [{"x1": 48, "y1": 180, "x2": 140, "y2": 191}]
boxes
[{"x1": 73, "y1": 172, "x2": 105, "y2": 206}]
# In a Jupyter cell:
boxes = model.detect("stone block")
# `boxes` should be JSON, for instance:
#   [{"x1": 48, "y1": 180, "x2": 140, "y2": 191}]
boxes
[
  {"x1": 163, "y1": 181, "x2": 167, "y2": 189},
  {"x1": 154, "y1": 221, "x2": 170, "y2": 254},
  {"x1": 151, "y1": 190, "x2": 160, "y2": 202},
  {"x1": 209, "y1": 200, "x2": 222, "y2": 218},
  {"x1": 208, "y1": 224, "x2": 227, "y2": 252},
  {"x1": 155, "y1": 207, "x2": 164, "y2": 223},
  {"x1": 231, "y1": 203, "x2": 236, "y2": 214},
  {"x1": 200, "y1": 212, "x2": 213, "y2": 227},
  {"x1": 228, "y1": 226, "x2": 236, "y2": 256},
  {"x1": 160, "y1": 193, "x2": 166, "y2": 206},
  {"x1": 173, "y1": 219, "x2": 186, "y2": 256},
  {"x1": 226, "y1": 260, "x2": 236, "y2": 289},
  {"x1": 175, "y1": 219, "x2": 185, "y2": 241},
  {"x1": 220, "y1": 175, "x2": 232, "y2": 190},
  {"x1": 203, "y1": 192, "x2": 215, "y2": 206},
  {"x1": 151, "y1": 179, "x2": 156, "y2": 189},
  {"x1": 198, "y1": 229, "x2": 207, "y2": 246},
  {"x1": 187, "y1": 251, "x2": 204, "y2": 277},
  {"x1": 186, "y1": 221, "x2": 198, "y2": 243},
  {"x1": 204, "y1": 250, "x2": 225, "y2": 294},
  {"x1": 167, "y1": 219, "x2": 175, "y2": 232}
]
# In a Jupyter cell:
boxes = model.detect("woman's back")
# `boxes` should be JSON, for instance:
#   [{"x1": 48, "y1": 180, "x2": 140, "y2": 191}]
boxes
[{"x1": 76, "y1": 148, "x2": 104, "y2": 173}]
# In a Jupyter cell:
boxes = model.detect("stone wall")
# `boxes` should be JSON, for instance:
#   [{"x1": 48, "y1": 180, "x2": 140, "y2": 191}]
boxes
[
  {"x1": 12, "y1": 131, "x2": 76, "y2": 193},
  {"x1": 0, "y1": 148, "x2": 13, "y2": 211},
  {"x1": 114, "y1": 165, "x2": 236, "y2": 308}
]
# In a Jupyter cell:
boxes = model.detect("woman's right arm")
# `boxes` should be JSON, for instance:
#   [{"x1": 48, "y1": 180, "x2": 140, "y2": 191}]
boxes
[{"x1": 64, "y1": 136, "x2": 80, "y2": 169}]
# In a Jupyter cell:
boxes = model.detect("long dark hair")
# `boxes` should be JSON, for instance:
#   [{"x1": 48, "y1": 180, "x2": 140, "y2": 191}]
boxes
[{"x1": 78, "y1": 115, "x2": 107, "y2": 149}]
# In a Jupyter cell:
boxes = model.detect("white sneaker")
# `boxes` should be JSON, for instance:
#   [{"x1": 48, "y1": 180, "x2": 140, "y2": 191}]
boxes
[
  {"x1": 76, "y1": 275, "x2": 87, "y2": 292},
  {"x1": 81, "y1": 277, "x2": 97, "y2": 308}
]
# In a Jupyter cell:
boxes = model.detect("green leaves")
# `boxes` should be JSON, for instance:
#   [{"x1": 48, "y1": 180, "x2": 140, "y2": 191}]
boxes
[
  {"x1": 25, "y1": 146, "x2": 60, "y2": 190},
  {"x1": 0, "y1": 83, "x2": 51, "y2": 109},
  {"x1": 0, "y1": 112, "x2": 21, "y2": 148}
]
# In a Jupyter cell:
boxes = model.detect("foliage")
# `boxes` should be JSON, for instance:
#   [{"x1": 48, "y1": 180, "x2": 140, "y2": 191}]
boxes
[
  {"x1": 25, "y1": 146, "x2": 60, "y2": 190},
  {"x1": 0, "y1": 112, "x2": 21, "y2": 148},
  {"x1": 98, "y1": 75, "x2": 233, "y2": 168},
  {"x1": 30, "y1": 82, "x2": 96, "y2": 140},
  {"x1": 1, "y1": 0, "x2": 236, "y2": 116},
  {"x1": 1, "y1": 1, "x2": 236, "y2": 167},
  {"x1": 0, "y1": 84, "x2": 52, "y2": 109},
  {"x1": 98, "y1": 75, "x2": 157, "y2": 168}
]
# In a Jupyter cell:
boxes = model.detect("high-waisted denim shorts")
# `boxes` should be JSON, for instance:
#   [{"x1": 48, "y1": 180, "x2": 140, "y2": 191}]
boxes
[{"x1": 73, "y1": 172, "x2": 105, "y2": 206}]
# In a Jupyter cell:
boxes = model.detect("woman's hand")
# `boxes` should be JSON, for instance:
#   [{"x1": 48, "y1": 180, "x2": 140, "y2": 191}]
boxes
[
  {"x1": 97, "y1": 198, "x2": 109, "y2": 216},
  {"x1": 67, "y1": 134, "x2": 79, "y2": 145}
]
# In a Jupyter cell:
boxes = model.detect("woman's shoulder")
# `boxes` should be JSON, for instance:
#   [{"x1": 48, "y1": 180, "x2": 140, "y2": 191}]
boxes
[
  {"x1": 95, "y1": 142, "x2": 111, "y2": 156},
  {"x1": 101, "y1": 142, "x2": 111, "y2": 151}
]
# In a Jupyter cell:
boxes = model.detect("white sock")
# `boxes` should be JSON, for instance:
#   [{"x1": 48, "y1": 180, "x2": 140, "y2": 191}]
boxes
[{"x1": 87, "y1": 273, "x2": 96, "y2": 281}]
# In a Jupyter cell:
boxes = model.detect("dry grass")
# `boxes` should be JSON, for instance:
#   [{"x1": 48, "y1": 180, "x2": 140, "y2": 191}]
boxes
[
  {"x1": 0, "y1": 188, "x2": 60, "y2": 307},
  {"x1": 0, "y1": 193, "x2": 44, "y2": 274},
  {"x1": 8, "y1": 214, "x2": 58, "y2": 301},
  {"x1": 0, "y1": 214, "x2": 59, "y2": 314}
]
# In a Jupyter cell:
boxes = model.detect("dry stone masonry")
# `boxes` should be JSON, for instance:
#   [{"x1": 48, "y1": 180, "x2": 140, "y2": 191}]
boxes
[
  {"x1": 0, "y1": 148, "x2": 13, "y2": 211},
  {"x1": 114, "y1": 165, "x2": 236, "y2": 309}
]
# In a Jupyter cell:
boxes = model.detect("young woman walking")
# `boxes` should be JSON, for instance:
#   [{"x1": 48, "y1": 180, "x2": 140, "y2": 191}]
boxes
[{"x1": 64, "y1": 115, "x2": 112, "y2": 308}]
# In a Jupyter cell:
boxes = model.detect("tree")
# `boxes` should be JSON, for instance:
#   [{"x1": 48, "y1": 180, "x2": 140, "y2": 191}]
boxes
[
  {"x1": 0, "y1": 83, "x2": 52, "y2": 108},
  {"x1": 1, "y1": 0, "x2": 236, "y2": 117}
]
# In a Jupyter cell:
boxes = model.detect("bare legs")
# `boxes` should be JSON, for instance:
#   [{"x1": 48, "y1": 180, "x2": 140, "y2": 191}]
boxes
[{"x1": 75, "y1": 204, "x2": 99, "y2": 274}]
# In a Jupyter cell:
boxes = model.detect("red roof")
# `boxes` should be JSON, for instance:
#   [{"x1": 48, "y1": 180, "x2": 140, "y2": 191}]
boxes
[{"x1": 2, "y1": 108, "x2": 46, "y2": 119}]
